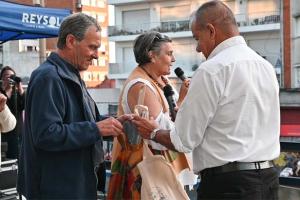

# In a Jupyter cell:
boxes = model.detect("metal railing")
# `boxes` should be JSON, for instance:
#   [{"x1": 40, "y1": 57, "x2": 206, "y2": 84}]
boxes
[
  {"x1": 236, "y1": 11, "x2": 280, "y2": 27},
  {"x1": 108, "y1": 20, "x2": 190, "y2": 36},
  {"x1": 108, "y1": 11, "x2": 280, "y2": 36}
]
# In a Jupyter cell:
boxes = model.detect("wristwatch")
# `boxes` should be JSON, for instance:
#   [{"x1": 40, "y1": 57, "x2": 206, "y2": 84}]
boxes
[{"x1": 150, "y1": 128, "x2": 160, "y2": 141}]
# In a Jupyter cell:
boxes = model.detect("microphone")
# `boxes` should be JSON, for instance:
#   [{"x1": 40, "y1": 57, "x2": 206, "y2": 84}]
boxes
[
  {"x1": 174, "y1": 67, "x2": 187, "y2": 82},
  {"x1": 163, "y1": 84, "x2": 176, "y2": 121}
]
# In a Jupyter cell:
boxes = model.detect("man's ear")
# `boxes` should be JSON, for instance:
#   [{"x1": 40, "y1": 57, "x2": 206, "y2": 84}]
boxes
[
  {"x1": 65, "y1": 34, "x2": 77, "y2": 49},
  {"x1": 207, "y1": 23, "x2": 216, "y2": 39}
]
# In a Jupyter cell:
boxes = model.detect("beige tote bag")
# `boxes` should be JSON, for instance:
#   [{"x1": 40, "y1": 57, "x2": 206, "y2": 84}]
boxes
[{"x1": 137, "y1": 142, "x2": 190, "y2": 200}]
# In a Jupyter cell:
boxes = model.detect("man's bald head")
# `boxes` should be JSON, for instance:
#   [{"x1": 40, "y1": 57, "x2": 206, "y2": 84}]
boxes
[{"x1": 193, "y1": 0, "x2": 239, "y2": 36}]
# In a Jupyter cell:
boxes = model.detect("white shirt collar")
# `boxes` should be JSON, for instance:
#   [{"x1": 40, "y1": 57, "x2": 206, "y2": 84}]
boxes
[{"x1": 207, "y1": 36, "x2": 246, "y2": 60}]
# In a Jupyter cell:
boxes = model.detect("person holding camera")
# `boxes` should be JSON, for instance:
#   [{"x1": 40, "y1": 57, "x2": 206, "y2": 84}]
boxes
[
  {"x1": 0, "y1": 93, "x2": 16, "y2": 164},
  {"x1": 0, "y1": 66, "x2": 25, "y2": 159}
]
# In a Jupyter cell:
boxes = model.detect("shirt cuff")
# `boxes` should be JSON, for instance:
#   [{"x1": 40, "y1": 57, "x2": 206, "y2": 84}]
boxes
[{"x1": 170, "y1": 126, "x2": 190, "y2": 153}]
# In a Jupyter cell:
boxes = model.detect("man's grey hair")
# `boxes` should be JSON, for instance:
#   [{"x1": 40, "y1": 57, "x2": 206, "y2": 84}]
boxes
[
  {"x1": 57, "y1": 13, "x2": 101, "y2": 49},
  {"x1": 133, "y1": 31, "x2": 172, "y2": 66},
  {"x1": 193, "y1": 0, "x2": 237, "y2": 29}
]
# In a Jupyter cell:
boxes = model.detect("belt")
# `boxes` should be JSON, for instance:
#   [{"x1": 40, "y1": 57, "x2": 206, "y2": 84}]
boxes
[{"x1": 201, "y1": 161, "x2": 274, "y2": 176}]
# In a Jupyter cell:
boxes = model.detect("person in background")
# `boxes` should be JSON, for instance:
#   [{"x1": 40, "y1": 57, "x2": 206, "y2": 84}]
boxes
[
  {"x1": 107, "y1": 31, "x2": 197, "y2": 200},
  {"x1": 0, "y1": 93, "x2": 16, "y2": 164},
  {"x1": 0, "y1": 66, "x2": 25, "y2": 159},
  {"x1": 17, "y1": 13, "x2": 131, "y2": 199},
  {"x1": 133, "y1": 1, "x2": 280, "y2": 200}
]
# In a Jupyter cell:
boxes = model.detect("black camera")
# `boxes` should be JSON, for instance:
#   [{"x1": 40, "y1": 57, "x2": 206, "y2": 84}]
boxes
[{"x1": 9, "y1": 75, "x2": 22, "y2": 84}]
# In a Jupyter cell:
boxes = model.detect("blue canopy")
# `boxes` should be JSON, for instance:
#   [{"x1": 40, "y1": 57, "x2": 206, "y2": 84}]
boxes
[{"x1": 0, "y1": 0, "x2": 71, "y2": 44}]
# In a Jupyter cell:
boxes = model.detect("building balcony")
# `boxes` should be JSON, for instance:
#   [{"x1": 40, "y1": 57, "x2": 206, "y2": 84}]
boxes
[
  {"x1": 108, "y1": 20, "x2": 190, "y2": 37},
  {"x1": 108, "y1": 62, "x2": 196, "y2": 80},
  {"x1": 236, "y1": 11, "x2": 280, "y2": 27},
  {"x1": 108, "y1": 12, "x2": 280, "y2": 39},
  {"x1": 108, "y1": 0, "x2": 160, "y2": 5}
]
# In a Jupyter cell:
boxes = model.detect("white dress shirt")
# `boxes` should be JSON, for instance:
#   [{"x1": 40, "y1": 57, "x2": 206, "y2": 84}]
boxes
[{"x1": 170, "y1": 36, "x2": 280, "y2": 173}]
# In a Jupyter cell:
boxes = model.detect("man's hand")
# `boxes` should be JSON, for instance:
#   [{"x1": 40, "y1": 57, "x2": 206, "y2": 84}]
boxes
[
  {"x1": 132, "y1": 115, "x2": 158, "y2": 140},
  {"x1": 96, "y1": 117, "x2": 124, "y2": 137},
  {"x1": 132, "y1": 115, "x2": 176, "y2": 151},
  {"x1": 116, "y1": 114, "x2": 134, "y2": 124},
  {"x1": 0, "y1": 93, "x2": 7, "y2": 112}
]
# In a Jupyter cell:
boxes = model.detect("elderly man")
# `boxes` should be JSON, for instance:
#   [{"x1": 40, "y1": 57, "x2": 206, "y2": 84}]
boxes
[
  {"x1": 17, "y1": 13, "x2": 130, "y2": 199},
  {"x1": 133, "y1": 1, "x2": 280, "y2": 199}
]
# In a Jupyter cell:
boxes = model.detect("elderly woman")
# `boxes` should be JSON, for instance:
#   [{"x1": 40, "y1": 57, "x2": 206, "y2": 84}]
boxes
[
  {"x1": 0, "y1": 93, "x2": 16, "y2": 164},
  {"x1": 107, "y1": 31, "x2": 196, "y2": 199}
]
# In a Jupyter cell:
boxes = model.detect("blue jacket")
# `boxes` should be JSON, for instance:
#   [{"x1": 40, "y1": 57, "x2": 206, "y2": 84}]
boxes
[{"x1": 17, "y1": 52, "x2": 105, "y2": 199}]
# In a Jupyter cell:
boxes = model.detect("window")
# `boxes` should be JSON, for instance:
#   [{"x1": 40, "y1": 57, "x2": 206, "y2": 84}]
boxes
[
  {"x1": 122, "y1": 9, "x2": 150, "y2": 33},
  {"x1": 293, "y1": 37, "x2": 300, "y2": 67},
  {"x1": 295, "y1": 65, "x2": 300, "y2": 88},
  {"x1": 248, "y1": 0, "x2": 279, "y2": 14},
  {"x1": 97, "y1": 0, "x2": 105, "y2": 8},
  {"x1": 19, "y1": 40, "x2": 38, "y2": 52},
  {"x1": 82, "y1": 0, "x2": 90, "y2": 6},
  {"x1": 98, "y1": 58, "x2": 106, "y2": 67},
  {"x1": 248, "y1": 38, "x2": 280, "y2": 66},
  {"x1": 26, "y1": 46, "x2": 33, "y2": 51},
  {"x1": 248, "y1": 0, "x2": 280, "y2": 23},
  {"x1": 91, "y1": 0, "x2": 97, "y2": 7},
  {"x1": 296, "y1": 16, "x2": 300, "y2": 37},
  {"x1": 160, "y1": 6, "x2": 190, "y2": 21},
  {"x1": 122, "y1": 47, "x2": 136, "y2": 73},
  {"x1": 82, "y1": 71, "x2": 92, "y2": 81}
]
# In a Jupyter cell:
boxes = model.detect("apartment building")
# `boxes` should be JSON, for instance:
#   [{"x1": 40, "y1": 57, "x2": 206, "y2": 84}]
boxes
[
  {"x1": 79, "y1": 0, "x2": 110, "y2": 87},
  {"x1": 0, "y1": 0, "x2": 110, "y2": 88},
  {"x1": 292, "y1": 0, "x2": 300, "y2": 87},
  {"x1": 108, "y1": 0, "x2": 281, "y2": 88}
]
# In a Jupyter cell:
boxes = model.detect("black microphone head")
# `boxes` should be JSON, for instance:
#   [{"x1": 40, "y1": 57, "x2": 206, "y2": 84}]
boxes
[
  {"x1": 163, "y1": 84, "x2": 174, "y2": 97},
  {"x1": 174, "y1": 67, "x2": 184, "y2": 78}
]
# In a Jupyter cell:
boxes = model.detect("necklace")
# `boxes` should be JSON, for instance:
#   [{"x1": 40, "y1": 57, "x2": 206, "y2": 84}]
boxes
[{"x1": 140, "y1": 67, "x2": 167, "y2": 90}]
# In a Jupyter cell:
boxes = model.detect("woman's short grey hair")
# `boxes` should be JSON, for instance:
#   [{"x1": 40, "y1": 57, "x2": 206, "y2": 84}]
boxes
[
  {"x1": 133, "y1": 31, "x2": 172, "y2": 66},
  {"x1": 57, "y1": 13, "x2": 101, "y2": 49}
]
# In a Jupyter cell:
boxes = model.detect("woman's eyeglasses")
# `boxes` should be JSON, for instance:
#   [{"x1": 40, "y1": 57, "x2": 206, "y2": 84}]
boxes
[{"x1": 149, "y1": 34, "x2": 169, "y2": 50}]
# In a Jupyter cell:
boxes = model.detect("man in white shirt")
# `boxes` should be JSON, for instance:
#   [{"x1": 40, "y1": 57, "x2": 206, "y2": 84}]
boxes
[{"x1": 133, "y1": 1, "x2": 280, "y2": 199}]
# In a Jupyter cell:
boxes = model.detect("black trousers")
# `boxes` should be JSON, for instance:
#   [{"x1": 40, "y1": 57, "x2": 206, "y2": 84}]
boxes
[{"x1": 197, "y1": 167, "x2": 279, "y2": 200}]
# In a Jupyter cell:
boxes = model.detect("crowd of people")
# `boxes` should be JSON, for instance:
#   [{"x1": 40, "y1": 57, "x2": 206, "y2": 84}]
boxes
[{"x1": 0, "y1": 1, "x2": 280, "y2": 200}]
